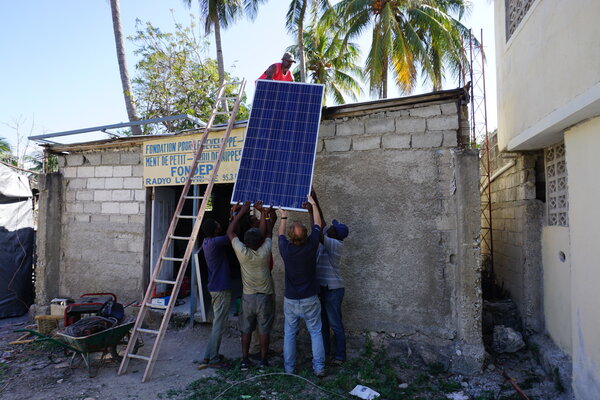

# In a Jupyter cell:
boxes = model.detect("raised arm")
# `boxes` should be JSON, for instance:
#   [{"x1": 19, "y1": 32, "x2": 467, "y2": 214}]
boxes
[
  {"x1": 264, "y1": 64, "x2": 277, "y2": 80},
  {"x1": 266, "y1": 206, "x2": 277, "y2": 238},
  {"x1": 311, "y1": 189, "x2": 326, "y2": 229},
  {"x1": 278, "y1": 207, "x2": 288, "y2": 237},
  {"x1": 254, "y1": 200, "x2": 266, "y2": 239},
  {"x1": 227, "y1": 201, "x2": 250, "y2": 242}
]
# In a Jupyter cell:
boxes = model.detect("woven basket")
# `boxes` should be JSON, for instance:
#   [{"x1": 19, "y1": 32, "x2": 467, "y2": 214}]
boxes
[{"x1": 35, "y1": 315, "x2": 62, "y2": 335}]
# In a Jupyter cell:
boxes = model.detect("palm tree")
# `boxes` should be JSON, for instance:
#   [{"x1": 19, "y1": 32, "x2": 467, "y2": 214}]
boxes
[
  {"x1": 333, "y1": 0, "x2": 471, "y2": 98},
  {"x1": 183, "y1": 0, "x2": 266, "y2": 85},
  {"x1": 0, "y1": 137, "x2": 17, "y2": 166},
  {"x1": 109, "y1": 0, "x2": 142, "y2": 135},
  {"x1": 288, "y1": 25, "x2": 363, "y2": 104},
  {"x1": 286, "y1": 0, "x2": 332, "y2": 82}
]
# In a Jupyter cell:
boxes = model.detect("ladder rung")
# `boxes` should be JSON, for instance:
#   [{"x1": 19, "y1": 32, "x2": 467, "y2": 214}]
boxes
[
  {"x1": 169, "y1": 235, "x2": 191, "y2": 241},
  {"x1": 214, "y1": 111, "x2": 231, "y2": 115},
  {"x1": 127, "y1": 354, "x2": 151, "y2": 361},
  {"x1": 219, "y1": 96, "x2": 237, "y2": 101},
  {"x1": 162, "y1": 257, "x2": 184, "y2": 262},
  {"x1": 137, "y1": 328, "x2": 160, "y2": 335},
  {"x1": 176, "y1": 215, "x2": 196, "y2": 219},
  {"x1": 154, "y1": 278, "x2": 177, "y2": 285},
  {"x1": 184, "y1": 196, "x2": 204, "y2": 200},
  {"x1": 225, "y1": 81, "x2": 242, "y2": 86},
  {"x1": 146, "y1": 302, "x2": 168, "y2": 310}
]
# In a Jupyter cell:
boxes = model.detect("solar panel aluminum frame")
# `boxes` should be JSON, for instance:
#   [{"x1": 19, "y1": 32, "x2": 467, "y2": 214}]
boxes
[{"x1": 231, "y1": 80, "x2": 325, "y2": 212}]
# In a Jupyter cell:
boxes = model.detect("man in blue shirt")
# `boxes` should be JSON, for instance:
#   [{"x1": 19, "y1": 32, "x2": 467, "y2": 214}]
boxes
[
  {"x1": 278, "y1": 195, "x2": 326, "y2": 377},
  {"x1": 199, "y1": 218, "x2": 231, "y2": 368},
  {"x1": 312, "y1": 190, "x2": 349, "y2": 365}
]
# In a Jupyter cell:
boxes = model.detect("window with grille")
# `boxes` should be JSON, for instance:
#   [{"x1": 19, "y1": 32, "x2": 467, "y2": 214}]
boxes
[
  {"x1": 506, "y1": 0, "x2": 537, "y2": 40},
  {"x1": 545, "y1": 142, "x2": 568, "y2": 226}
]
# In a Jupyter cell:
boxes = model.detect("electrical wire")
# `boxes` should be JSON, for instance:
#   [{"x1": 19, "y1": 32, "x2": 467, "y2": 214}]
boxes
[{"x1": 213, "y1": 372, "x2": 353, "y2": 400}]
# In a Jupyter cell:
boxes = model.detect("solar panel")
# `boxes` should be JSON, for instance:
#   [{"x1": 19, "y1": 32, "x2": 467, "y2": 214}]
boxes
[{"x1": 231, "y1": 80, "x2": 324, "y2": 211}]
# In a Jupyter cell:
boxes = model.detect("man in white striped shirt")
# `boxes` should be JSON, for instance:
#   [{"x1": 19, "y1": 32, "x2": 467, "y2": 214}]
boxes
[{"x1": 312, "y1": 191, "x2": 349, "y2": 364}]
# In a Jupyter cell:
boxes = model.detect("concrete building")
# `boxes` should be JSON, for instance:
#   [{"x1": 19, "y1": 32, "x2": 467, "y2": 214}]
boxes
[
  {"x1": 492, "y1": 0, "x2": 600, "y2": 397},
  {"x1": 36, "y1": 88, "x2": 484, "y2": 373}
]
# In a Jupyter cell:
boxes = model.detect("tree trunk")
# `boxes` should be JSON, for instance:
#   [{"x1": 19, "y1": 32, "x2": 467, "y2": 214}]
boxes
[
  {"x1": 214, "y1": 16, "x2": 225, "y2": 85},
  {"x1": 297, "y1": 2, "x2": 307, "y2": 83},
  {"x1": 110, "y1": 0, "x2": 142, "y2": 135}
]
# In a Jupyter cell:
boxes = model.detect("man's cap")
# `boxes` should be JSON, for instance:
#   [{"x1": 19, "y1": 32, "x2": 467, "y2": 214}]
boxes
[
  {"x1": 282, "y1": 52, "x2": 297, "y2": 63},
  {"x1": 332, "y1": 219, "x2": 349, "y2": 240}
]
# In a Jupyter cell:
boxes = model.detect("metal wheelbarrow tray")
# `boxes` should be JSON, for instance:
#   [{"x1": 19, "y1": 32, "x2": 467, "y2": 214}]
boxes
[{"x1": 17, "y1": 321, "x2": 135, "y2": 377}]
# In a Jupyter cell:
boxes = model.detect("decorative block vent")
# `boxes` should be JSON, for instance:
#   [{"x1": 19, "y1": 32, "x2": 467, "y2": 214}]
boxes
[
  {"x1": 506, "y1": 0, "x2": 536, "y2": 40},
  {"x1": 545, "y1": 142, "x2": 568, "y2": 226}
]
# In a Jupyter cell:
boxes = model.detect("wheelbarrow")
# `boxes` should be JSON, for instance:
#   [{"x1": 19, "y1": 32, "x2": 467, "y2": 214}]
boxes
[{"x1": 16, "y1": 320, "x2": 138, "y2": 377}]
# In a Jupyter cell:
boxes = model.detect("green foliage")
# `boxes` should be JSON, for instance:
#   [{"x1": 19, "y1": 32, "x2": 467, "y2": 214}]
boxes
[
  {"x1": 287, "y1": 21, "x2": 363, "y2": 104},
  {"x1": 129, "y1": 18, "x2": 249, "y2": 135},
  {"x1": 331, "y1": 0, "x2": 472, "y2": 98}
]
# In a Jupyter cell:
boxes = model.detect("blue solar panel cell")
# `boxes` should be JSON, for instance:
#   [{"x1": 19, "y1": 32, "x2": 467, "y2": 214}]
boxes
[{"x1": 231, "y1": 80, "x2": 324, "y2": 211}]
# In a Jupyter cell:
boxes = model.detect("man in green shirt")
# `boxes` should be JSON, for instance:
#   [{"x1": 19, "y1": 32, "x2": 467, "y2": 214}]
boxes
[{"x1": 227, "y1": 201, "x2": 276, "y2": 371}]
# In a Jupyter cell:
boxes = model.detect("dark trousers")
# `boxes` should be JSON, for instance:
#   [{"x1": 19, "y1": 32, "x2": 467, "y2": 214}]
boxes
[{"x1": 319, "y1": 286, "x2": 346, "y2": 361}]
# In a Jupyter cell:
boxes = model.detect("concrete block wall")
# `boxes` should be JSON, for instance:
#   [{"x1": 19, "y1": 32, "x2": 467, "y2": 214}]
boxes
[
  {"x1": 484, "y1": 132, "x2": 544, "y2": 333},
  {"x1": 292, "y1": 98, "x2": 484, "y2": 373},
  {"x1": 55, "y1": 147, "x2": 145, "y2": 301}
]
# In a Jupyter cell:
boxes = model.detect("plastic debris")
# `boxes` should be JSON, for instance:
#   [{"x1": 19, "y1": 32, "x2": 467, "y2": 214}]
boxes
[
  {"x1": 349, "y1": 385, "x2": 380, "y2": 399},
  {"x1": 446, "y1": 392, "x2": 469, "y2": 400}
]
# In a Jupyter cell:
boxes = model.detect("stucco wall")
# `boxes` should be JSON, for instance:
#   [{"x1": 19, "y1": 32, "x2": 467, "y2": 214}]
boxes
[
  {"x1": 541, "y1": 226, "x2": 571, "y2": 355},
  {"x1": 494, "y1": 0, "x2": 600, "y2": 150},
  {"x1": 56, "y1": 148, "x2": 146, "y2": 301},
  {"x1": 564, "y1": 116, "x2": 600, "y2": 399}
]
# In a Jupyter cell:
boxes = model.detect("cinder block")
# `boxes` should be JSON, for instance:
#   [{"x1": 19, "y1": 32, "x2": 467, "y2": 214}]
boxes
[
  {"x1": 101, "y1": 202, "x2": 120, "y2": 214},
  {"x1": 105, "y1": 177, "x2": 124, "y2": 189},
  {"x1": 102, "y1": 152, "x2": 120, "y2": 165},
  {"x1": 409, "y1": 105, "x2": 441, "y2": 118},
  {"x1": 123, "y1": 177, "x2": 143, "y2": 189},
  {"x1": 353, "y1": 135, "x2": 381, "y2": 151},
  {"x1": 396, "y1": 118, "x2": 426, "y2": 134},
  {"x1": 57, "y1": 156, "x2": 66, "y2": 168},
  {"x1": 427, "y1": 115, "x2": 459, "y2": 131},
  {"x1": 132, "y1": 165, "x2": 143, "y2": 177},
  {"x1": 128, "y1": 240, "x2": 144, "y2": 253},
  {"x1": 65, "y1": 202, "x2": 83, "y2": 214},
  {"x1": 94, "y1": 190, "x2": 112, "y2": 202},
  {"x1": 77, "y1": 166, "x2": 95, "y2": 178},
  {"x1": 336, "y1": 120, "x2": 365, "y2": 136},
  {"x1": 113, "y1": 165, "x2": 132, "y2": 177},
  {"x1": 87, "y1": 178, "x2": 105, "y2": 189},
  {"x1": 316, "y1": 139, "x2": 324, "y2": 153},
  {"x1": 386, "y1": 109, "x2": 410, "y2": 118},
  {"x1": 440, "y1": 102, "x2": 458, "y2": 115},
  {"x1": 91, "y1": 215, "x2": 110, "y2": 223},
  {"x1": 75, "y1": 214, "x2": 91, "y2": 223},
  {"x1": 120, "y1": 152, "x2": 140, "y2": 165},
  {"x1": 65, "y1": 191, "x2": 76, "y2": 202},
  {"x1": 412, "y1": 132, "x2": 443, "y2": 148},
  {"x1": 112, "y1": 190, "x2": 132, "y2": 201},
  {"x1": 75, "y1": 190, "x2": 94, "y2": 201},
  {"x1": 324, "y1": 137, "x2": 351, "y2": 152},
  {"x1": 68, "y1": 178, "x2": 87, "y2": 189},
  {"x1": 120, "y1": 202, "x2": 139, "y2": 214},
  {"x1": 382, "y1": 134, "x2": 411, "y2": 149},
  {"x1": 319, "y1": 122, "x2": 336, "y2": 137},
  {"x1": 443, "y1": 131, "x2": 458, "y2": 147},
  {"x1": 95, "y1": 166, "x2": 113, "y2": 177},
  {"x1": 66, "y1": 154, "x2": 84, "y2": 166},
  {"x1": 109, "y1": 214, "x2": 129, "y2": 223},
  {"x1": 62, "y1": 167, "x2": 77, "y2": 178},
  {"x1": 129, "y1": 215, "x2": 146, "y2": 225},
  {"x1": 83, "y1": 202, "x2": 101, "y2": 213},
  {"x1": 134, "y1": 190, "x2": 146, "y2": 202},
  {"x1": 365, "y1": 118, "x2": 395, "y2": 134},
  {"x1": 84, "y1": 153, "x2": 102, "y2": 166}
]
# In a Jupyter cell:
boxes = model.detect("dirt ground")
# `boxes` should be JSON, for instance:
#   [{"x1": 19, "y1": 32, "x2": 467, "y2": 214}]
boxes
[{"x1": 0, "y1": 314, "x2": 572, "y2": 400}]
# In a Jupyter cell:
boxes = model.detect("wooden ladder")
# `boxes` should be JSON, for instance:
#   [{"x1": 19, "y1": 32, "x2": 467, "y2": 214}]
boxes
[{"x1": 118, "y1": 79, "x2": 246, "y2": 382}]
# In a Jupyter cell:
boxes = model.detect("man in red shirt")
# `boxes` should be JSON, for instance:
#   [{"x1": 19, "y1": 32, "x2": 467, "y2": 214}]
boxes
[{"x1": 258, "y1": 52, "x2": 296, "y2": 81}]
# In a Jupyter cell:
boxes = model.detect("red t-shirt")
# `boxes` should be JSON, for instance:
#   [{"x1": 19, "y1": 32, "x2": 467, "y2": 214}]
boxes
[{"x1": 258, "y1": 62, "x2": 294, "y2": 82}]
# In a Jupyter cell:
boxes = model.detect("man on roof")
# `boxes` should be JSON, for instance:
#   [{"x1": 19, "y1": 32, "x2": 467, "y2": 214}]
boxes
[{"x1": 258, "y1": 52, "x2": 296, "y2": 82}]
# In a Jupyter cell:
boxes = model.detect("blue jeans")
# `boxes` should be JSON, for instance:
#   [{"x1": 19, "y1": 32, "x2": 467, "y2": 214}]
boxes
[
  {"x1": 320, "y1": 286, "x2": 346, "y2": 361},
  {"x1": 283, "y1": 295, "x2": 325, "y2": 374}
]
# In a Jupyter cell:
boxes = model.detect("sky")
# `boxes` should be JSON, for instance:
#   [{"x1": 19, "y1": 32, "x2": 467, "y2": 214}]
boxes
[{"x1": 0, "y1": 0, "x2": 497, "y2": 155}]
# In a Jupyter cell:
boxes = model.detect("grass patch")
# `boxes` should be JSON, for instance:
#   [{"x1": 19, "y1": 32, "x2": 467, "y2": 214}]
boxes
[{"x1": 170, "y1": 339, "x2": 472, "y2": 400}]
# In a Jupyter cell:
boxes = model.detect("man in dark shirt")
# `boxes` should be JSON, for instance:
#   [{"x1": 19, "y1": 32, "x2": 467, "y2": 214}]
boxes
[
  {"x1": 199, "y1": 218, "x2": 231, "y2": 368},
  {"x1": 278, "y1": 195, "x2": 325, "y2": 377}
]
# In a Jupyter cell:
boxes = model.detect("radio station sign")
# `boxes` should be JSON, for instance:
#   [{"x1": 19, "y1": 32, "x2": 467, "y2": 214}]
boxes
[{"x1": 142, "y1": 127, "x2": 245, "y2": 187}]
